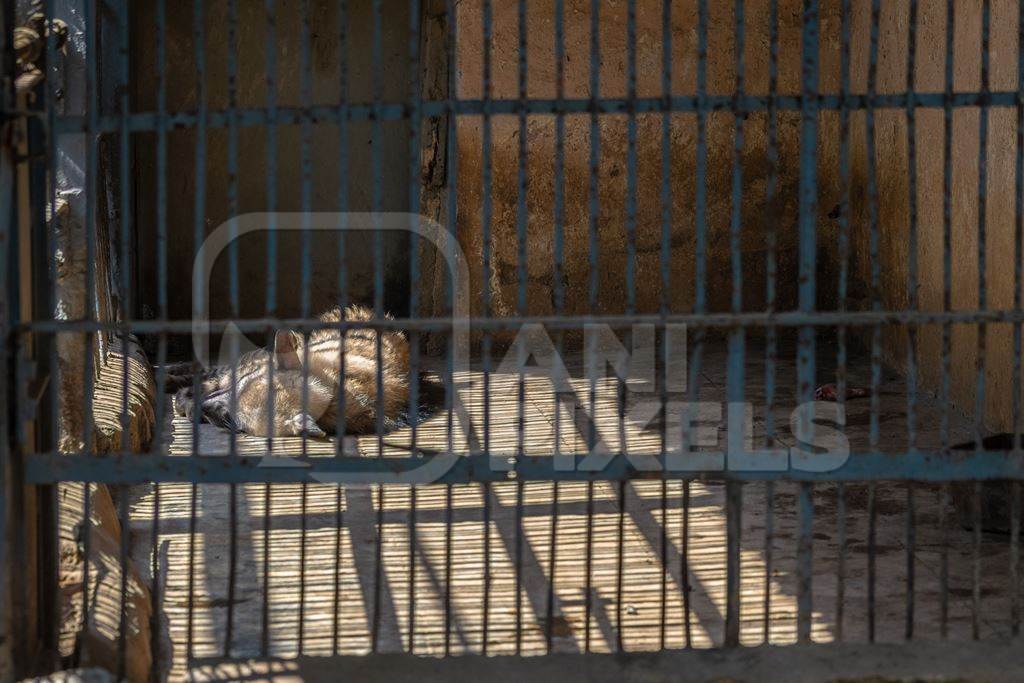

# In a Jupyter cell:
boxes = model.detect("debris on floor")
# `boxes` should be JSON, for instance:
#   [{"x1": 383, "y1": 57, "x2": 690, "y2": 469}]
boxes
[{"x1": 813, "y1": 383, "x2": 871, "y2": 402}]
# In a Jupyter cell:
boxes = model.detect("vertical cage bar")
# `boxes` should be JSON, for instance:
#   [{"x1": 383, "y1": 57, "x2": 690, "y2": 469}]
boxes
[
  {"x1": 82, "y1": 0, "x2": 96, "y2": 457},
  {"x1": 905, "y1": 483, "x2": 916, "y2": 639},
  {"x1": 973, "y1": 482, "x2": 982, "y2": 639},
  {"x1": 1013, "y1": 482, "x2": 1021, "y2": 636},
  {"x1": 186, "y1": 0, "x2": 207, "y2": 668},
  {"x1": 834, "y1": 480, "x2": 846, "y2": 642},
  {"x1": 972, "y1": 0, "x2": 992, "y2": 642},
  {"x1": 1013, "y1": 0, "x2": 1024, "y2": 638},
  {"x1": 149, "y1": 1, "x2": 169, "y2": 443},
  {"x1": 797, "y1": 482, "x2": 814, "y2": 644},
  {"x1": 904, "y1": 2, "x2": 919, "y2": 451},
  {"x1": 724, "y1": 0, "x2": 746, "y2": 650},
  {"x1": 116, "y1": 0, "x2": 131, "y2": 443},
  {"x1": 115, "y1": 0, "x2": 133, "y2": 671},
  {"x1": 116, "y1": 479, "x2": 129, "y2": 679},
  {"x1": 624, "y1": 0, "x2": 637, "y2": 317},
  {"x1": 866, "y1": 0, "x2": 882, "y2": 469},
  {"x1": 296, "y1": 0, "x2": 315, "y2": 653},
  {"x1": 188, "y1": 0, "x2": 207, "y2": 454},
  {"x1": 683, "y1": 0, "x2": 710, "y2": 649},
  {"x1": 974, "y1": 0, "x2": 990, "y2": 450},
  {"x1": 369, "y1": 0, "x2": 386, "y2": 656},
  {"x1": 939, "y1": 483, "x2": 949, "y2": 638},
  {"x1": 406, "y1": 0, "x2": 423, "y2": 655},
  {"x1": 25, "y1": 0, "x2": 56, "y2": 664},
  {"x1": 333, "y1": 0, "x2": 350, "y2": 456},
  {"x1": 657, "y1": 0, "x2": 672, "y2": 653},
  {"x1": 332, "y1": 0, "x2": 350, "y2": 654},
  {"x1": 41, "y1": 0, "x2": 57, "y2": 466},
  {"x1": 75, "y1": 0, "x2": 99, "y2": 668},
  {"x1": 480, "y1": 0, "x2": 494, "y2": 656},
  {"x1": 904, "y1": 0, "x2": 919, "y2": 642},
  {"x1": 867, "y1": 482, "x2": 877, "y2": 642},
  {"x1": 299, "y1": 0, "x2": 314, "y2": 322},
  {"x1": 834, "y1": 0, "x2": 852, "y2": 645},
  {"x1": 615, "y1": 478, "x2": 627, "y2": 652},
  {"x1": 938, "y1": 0, "x2": 955, "y2": 639},
  {"x1": 30, "y1": 0, "x2": 59, "y2": 664},
  {"x1": 725, "y1": 481, "x2": 742, "y2": 647},
  {"x1": 149, "y1": 0, "x2": 169, "y2": 669},
  {"x1": 513, "y1": 0, "x2": 528, "y2": 657},
  {"x1": 144, "y1": 0, "x2": 169, "y2": 663},
  {"x1": 0, "y1": 0, "x2": 11, "y2": 668},
  {"x1": 370, "y1": 2, "x2": 388, "y2": 650},
  {"x1": 694, "y1": 0, "x2": 708, "y2": 318},
  {"x1": 545, "y1": 0, "x2": 566, "y2": 655},
  {"x1": 763, "y1": 0, "x2": 780, "y2": 645},
  {"x1": 615, "y1": 0, "x2": 639, "y2": 654},
  {"x1": 223, "y1": 0, "x2": 240, "y2": 657},
  {"x1": 332, "y1": 487, "x2": 344, "y2": 655},
  {"x1": 443, "y1": 0, "x2": 458, "y2": 656},
  {"x1": 260, "y1": 0, "x2": 278, "y2": 657},
  {"x1": 681, "y1": 480, "x2": 691, "y2": 647},
  {"x1": 444, "y1": 478, "x2": 453, "y2": 654},
  {"x1": 583, "y1": 0, "x2": 601, "y2": 652},
  {"x1": 865, "y1": 0, "x2": 881, "y2": 643},
  {"x1": 795, "y1": 0, "x2": 820, "y2": 646},
  {"x1": 224, "y1": 0, "x2": 239, "y2": 450},
  {"x1": 940, "y1": 0, "x2": 955, "y2": 461}
]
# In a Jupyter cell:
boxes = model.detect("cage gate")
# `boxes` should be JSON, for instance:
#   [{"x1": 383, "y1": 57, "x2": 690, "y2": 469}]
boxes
[{"x1": 3, "y1": 0, "x2": 1024, "y2": 681}]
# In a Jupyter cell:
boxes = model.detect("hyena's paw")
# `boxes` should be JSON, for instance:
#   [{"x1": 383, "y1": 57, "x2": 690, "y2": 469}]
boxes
[{"x1": 283, "y1": 413, "x2": 326, "y2": 438}]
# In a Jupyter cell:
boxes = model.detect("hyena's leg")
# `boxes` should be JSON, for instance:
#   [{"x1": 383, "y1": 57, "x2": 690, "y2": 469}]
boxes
[{"x1": 173, "y1": 387, "x2": 193, "y2": 417}]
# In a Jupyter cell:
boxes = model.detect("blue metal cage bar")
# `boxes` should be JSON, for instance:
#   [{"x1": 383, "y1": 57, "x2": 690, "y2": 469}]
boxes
[{"x1": 3, "y1": 0, "x2": 1024, "y2": 676}]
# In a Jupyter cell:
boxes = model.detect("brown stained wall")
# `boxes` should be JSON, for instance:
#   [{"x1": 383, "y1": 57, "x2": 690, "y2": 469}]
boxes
[
  {"x1": 453, "y1": 0, "x2": 848, "y2": 338},
  {"x1": 844, "y1": 0, "x2": 1021, "y2": 432},
  {"x1": 455, "y1": 0, "x2": 1023, "y2": 432}
]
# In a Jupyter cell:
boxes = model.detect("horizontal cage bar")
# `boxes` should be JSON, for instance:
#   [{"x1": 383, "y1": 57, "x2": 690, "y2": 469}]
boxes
[
  {"x1": 46, "y1": 90, "x2": 1024, "y2": 136},
  {"x1": 26, "y1": 451, "x2": 1024, "y2": 485}
]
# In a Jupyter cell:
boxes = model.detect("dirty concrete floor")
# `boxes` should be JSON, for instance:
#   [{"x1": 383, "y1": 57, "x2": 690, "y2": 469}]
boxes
[{"x1": 128, "y1": 340, "x2": 1021, "y2": 681}]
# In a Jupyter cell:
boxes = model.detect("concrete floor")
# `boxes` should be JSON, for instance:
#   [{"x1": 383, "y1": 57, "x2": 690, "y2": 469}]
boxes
[{"x1": 128, "y1": 340, "x2": 1022, "y2": 681}]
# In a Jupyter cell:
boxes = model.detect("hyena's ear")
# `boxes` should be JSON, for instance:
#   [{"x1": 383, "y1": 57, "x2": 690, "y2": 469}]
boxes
[{"x1": 274, "y1": 330, "x2": 303, "y2": 370}]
